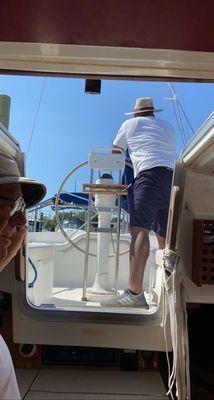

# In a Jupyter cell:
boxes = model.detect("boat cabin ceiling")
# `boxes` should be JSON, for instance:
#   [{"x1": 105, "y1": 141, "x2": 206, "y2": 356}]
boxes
[
  {"x1": 0, "y1": 0, "x2": 213, "y2": 52},
  {"x1": 0, "y1": 1, "x2": 213, "y2": 80}
]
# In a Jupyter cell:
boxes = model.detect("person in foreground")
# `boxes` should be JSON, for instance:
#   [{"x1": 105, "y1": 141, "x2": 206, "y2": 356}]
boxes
[
  {"x1": 102, "y1": 97, "x2": 177, "y2": 308},
  {"x1": 0, "y1": 152, "x2": 46, "y2": 399}
]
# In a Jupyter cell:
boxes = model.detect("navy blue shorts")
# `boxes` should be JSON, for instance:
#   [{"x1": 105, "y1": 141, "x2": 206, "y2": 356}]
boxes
[{"x1": 128, "y1": 167, "x2": 173, "y2": 238}]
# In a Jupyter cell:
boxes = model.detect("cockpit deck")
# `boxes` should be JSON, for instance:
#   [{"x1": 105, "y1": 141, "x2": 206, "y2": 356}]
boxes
[{"x1": 27, "y1": 231, "x2": 161, "y2": 316}]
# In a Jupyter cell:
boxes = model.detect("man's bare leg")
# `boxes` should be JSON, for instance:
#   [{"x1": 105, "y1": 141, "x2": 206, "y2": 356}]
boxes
[
  {"x1": 129, "y1": 227, "x2": 150, "y2": 294},
  {"x1": 156, "y1": 233, "x2": 165, "y2": 249}
]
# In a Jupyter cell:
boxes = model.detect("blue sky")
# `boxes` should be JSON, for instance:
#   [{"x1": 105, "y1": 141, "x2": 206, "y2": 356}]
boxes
[{"x1": 0, "y1": 75, "x2": 213, "y2": 199}]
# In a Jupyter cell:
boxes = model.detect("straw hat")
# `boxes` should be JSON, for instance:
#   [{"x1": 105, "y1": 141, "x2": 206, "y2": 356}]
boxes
[
  {"x1": 0, "y1": 152, "x2": 46, "y2": 208},
  {"x1": 125, "y1": 97, "x2": 163, "y2": 115}
]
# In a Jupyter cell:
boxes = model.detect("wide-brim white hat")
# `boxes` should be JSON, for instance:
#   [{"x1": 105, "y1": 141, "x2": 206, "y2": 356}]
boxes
[
  {"x1": 125, "y1": 97, "x2": 163, "y2": 115},
  {"x1": 0, "y1": 152, "x2": 46, "y2": 208}
]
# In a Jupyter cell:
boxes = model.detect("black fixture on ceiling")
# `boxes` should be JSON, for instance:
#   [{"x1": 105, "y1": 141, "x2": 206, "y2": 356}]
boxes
[{"x1": 85, "y1": 79, "x2": 101, "y2": 94}]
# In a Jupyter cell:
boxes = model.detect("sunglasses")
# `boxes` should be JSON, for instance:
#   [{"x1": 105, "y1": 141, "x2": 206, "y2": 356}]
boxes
[{"x1": 0, "y1": 195, "x2": 26, "y2": 217}]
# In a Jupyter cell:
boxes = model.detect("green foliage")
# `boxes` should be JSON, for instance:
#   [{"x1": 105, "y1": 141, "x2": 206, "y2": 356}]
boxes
[
  {"x1": 43, "y1": 216, "x2": 57, "y2": 232},
  {"x1": 78, "y1": 211, "x2": 86, "y2": 221},
  {"x1": 91, "y1": 212, "x2": 98, "y2": 221},
  {"x1": 58, "y1": 211, "x2": 74, "y2": 220}
]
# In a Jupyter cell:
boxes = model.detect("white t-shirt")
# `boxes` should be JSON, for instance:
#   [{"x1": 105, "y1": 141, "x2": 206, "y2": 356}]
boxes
[
  {"x1": 0, "y1": 335, "x2": 20, "y2": 399},
  {"x1": 113, "y1": 116, "x2": 177, "y2": 177}
]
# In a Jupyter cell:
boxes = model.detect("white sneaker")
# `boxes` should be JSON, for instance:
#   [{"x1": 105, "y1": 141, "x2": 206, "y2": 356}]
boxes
[{"x1": 101, "y1": 289, "x2": 149, "y2": 308}]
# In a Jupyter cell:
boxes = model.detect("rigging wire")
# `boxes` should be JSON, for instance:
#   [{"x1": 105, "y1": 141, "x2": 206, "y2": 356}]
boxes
[
  {"x1": 176, "y1": 100, "x2": 187, "y2": 143},
  {"x1": 171, "y1": 83, "x2": 188, "y2": 144},
  {"x1": 179, "y1": 82, "x2": 191, "y2": 140},
  {"x1": 26, "y1": 78, "x2": 47, "y2": 158},
  {"x1": 168, "y1": 82, "x2": 195, "y2": 136},
  {"x1": 168, "y1": 84, "x2": 187, "y2": 147}
]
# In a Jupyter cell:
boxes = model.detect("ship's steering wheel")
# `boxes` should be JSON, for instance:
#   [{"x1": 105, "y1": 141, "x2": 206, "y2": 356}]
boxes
[{"x1": 55, "y1": 160, "x2": 132, "y2": 257}]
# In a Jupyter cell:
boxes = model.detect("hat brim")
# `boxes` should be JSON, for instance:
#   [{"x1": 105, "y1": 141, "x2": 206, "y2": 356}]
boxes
[
  {"x1": 125, "y1": 108, "x2": 163, "y2": 115},
  {"x1": 0, "y1": 177, "x2": 46, "y2": 208}
]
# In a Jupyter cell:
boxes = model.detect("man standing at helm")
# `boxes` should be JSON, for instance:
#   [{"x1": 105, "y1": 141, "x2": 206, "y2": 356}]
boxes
[
  {"x1": 102, "y1": 97, "x2": 177, "y2": 308},
  {"x1": 0, "y1": 152, "x2": 46, "y2": 399}
]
